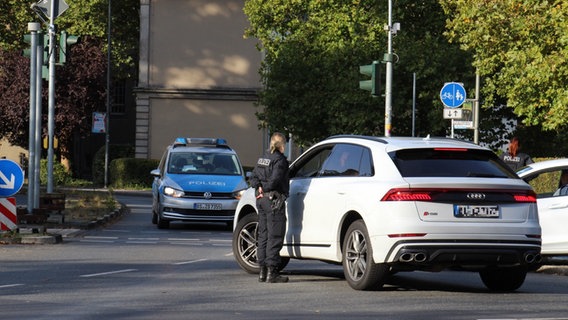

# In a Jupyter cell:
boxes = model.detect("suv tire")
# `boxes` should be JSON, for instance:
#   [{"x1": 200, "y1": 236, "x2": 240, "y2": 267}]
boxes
[
  {"x1": 233, "y1": 213, "x2": 289, "y2": 274},
  {"x1": 479, "y1": 266, "x2": 527, "y2": 292},
  {"x1": 343, "y1": 220, "x2": 389, "y2": 290}
]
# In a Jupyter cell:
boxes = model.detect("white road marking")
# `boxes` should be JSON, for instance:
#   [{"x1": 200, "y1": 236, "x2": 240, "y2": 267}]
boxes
[
  {"x1": 173, "y1": 258, "x2": 208, "y2": 265},
  {"x1": 0, "y1": 284, "x2": 24, "y2": 288},
  {"x1": 80, "y1": 269, "x2": 137, "y2": 278}
]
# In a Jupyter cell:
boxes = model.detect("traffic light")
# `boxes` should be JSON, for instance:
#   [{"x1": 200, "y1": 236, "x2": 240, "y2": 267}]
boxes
[
  {"x1": 23, "y1": 34, "x2": 32, "y2": 58},
  {"x1": 22, "y1": 32, "x2": 45, "y2": 59},
  {"x1": 359, "y1": 61, "x2": 382, "y2": 96},
  {"x1": 59, "y1": 30, "x2": 80, "y2": 64}
]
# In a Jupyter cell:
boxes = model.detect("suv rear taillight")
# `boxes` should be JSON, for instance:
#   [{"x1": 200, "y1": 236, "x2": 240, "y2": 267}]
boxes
[
  {"x1": 381, "y1": 189, "x2": 433, "y2": 201},
  {"x1": 381, "y1": 188, "x2": 537, "y2": 203}
]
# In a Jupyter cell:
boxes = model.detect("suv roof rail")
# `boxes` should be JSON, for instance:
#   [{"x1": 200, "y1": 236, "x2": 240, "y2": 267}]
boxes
[
  {"x1": 172, "y1": 137, "x2": 231, "y2": 149},
  {"x1": 326, "y1": 135, "x2": 389, "y2": 144}
]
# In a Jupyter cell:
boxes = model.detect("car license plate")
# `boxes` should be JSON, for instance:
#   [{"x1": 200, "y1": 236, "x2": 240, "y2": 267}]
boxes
[
  {"x1": 194, "y1": 203, "x2": 222, "y2": 210},
  {"x1": 454, "y1": 205, "x2": 500, "y2": 218}
]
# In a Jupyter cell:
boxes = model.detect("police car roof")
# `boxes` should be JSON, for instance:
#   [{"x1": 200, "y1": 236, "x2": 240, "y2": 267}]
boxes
[{"x1": 172, "y1": 137, "x2": 231, "y2": 149}]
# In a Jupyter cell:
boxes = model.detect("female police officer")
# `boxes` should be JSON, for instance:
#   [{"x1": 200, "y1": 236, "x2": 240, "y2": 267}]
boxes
[{"x1": 249, "y1": 132, "x2": 290, "y2": 283}]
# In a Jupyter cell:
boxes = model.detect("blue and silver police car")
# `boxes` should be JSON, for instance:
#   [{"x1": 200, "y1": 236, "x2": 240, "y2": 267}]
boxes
[{"x1": 151, "y1": 137, "x2": 248, "y2": 228}]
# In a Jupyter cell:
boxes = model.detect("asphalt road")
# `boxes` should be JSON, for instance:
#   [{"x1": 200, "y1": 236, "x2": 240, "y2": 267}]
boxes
[{"x1": 1, "y1": 190, "x2": 567, "y2": 319}]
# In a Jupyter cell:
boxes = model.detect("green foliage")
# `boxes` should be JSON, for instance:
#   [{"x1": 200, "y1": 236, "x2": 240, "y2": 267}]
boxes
[
  {"x1": 92, "y1": 144, "x2": 134, "y2": 186},
  {"x1": 40, "y1": 159, "x2": 72, "y2": 186},
  {"x1": 440, "y1": 0, "x2": 568, "y2": 132},
  {"x1": 244, "y1": 0, "x2": 477, "y2": 145},
  {"x1": 109, "y1": 158, "x2": 159, "y2": 189},
  {"x1": 0, "y1": 0, "x2": 139, "y2": 77}
]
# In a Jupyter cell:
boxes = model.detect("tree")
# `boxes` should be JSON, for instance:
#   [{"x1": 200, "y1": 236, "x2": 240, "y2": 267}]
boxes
[
  {"x1": 0, "y1": 0, "x2": 138, "y2": 165},
  {"x1": 439, "y1": 0, "x2": 568, "y2": 132},
  {"x1": 244, "y1": 0, "x2": 480, "y2": 146},
  {"x1": 0, "y1": 38, "x2": 106, "y2": 160}
]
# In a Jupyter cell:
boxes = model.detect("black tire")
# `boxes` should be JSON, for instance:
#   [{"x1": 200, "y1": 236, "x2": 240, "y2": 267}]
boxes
[
  {"x1": 151, "y1": 211, "x2": 157, "y2": 224},
  {"x1": 343, "y1": 220, "x2": 389, "y2": 290},
  {"x1": 232, "y1": 213, "x2": 289, "y2": 274},
  {"x1": 479, "y1": 267, "x2": 527, "y2": 292},
  {"x1": 156, "y1": 213, "x2": 170, "y2": 229}
]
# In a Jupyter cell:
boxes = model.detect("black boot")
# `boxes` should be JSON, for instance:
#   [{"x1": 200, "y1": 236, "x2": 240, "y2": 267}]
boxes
[
  {"x1": 266, "y1": 267, "x2": 289, "y2": 283},
  {"x1": 258, "y1": 266, "x2": 267, "y2": 282}
]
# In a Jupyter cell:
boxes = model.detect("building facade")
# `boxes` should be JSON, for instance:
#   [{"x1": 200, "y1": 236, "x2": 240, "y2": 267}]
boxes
[{"x1": 135, "y1": 0, "x2": 267, "y2": 167}]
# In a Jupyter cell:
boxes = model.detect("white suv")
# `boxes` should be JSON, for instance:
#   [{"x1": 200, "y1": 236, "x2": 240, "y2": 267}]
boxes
[{"x1": 232, "y1": 135, "x2": 541, "y2": 291}]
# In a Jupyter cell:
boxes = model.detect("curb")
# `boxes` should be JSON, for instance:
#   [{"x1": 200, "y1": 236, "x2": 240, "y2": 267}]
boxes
[{"x1": 4, "y1": 204, "x2": 127, "y2": 245}]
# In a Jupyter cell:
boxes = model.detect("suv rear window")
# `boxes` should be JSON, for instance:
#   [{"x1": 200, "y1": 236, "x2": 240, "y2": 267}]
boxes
[{"x1": 391, "y1": 148, "x2": 516, "y2": 178}]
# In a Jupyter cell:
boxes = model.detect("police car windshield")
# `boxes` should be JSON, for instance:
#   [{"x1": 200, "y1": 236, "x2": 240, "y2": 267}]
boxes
[{"x1": 168, "y1": 152, "x2": 242, "y2": 175}]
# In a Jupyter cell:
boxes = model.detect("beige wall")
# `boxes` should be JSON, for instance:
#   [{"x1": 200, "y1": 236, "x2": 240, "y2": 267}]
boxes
[
  {"x1": 0, "y1": 139, "x2": 27, "y2": 165},
  {"x1": 149, "y1": 0, "x2": 260, "y2": 89},
  {"x1": 148, "y1": 98, "x2": 264, "y2": 166},
  {"x1": 136, "y1": 0, "x2": 266, "y2": 166}
]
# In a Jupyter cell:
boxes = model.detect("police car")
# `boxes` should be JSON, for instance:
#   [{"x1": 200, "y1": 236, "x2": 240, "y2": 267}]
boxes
[{"x1": 151, "y1": 137, "x2": 248, "y2": 228}]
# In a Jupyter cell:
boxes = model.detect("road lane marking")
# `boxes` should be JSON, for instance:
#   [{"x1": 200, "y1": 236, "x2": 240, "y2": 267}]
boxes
[
  {"x1": 84, "y1": 236, "x2": 119, "y2": 240},
  {"x1": 80, "y1": 269, "x2": 137, "y2": 278},
  {"x1": 0, "y1": 284, "x2": 24, "y2": 288},
  {"x1": 173, "y1": 258, "x2": 208, "y2": 265}
]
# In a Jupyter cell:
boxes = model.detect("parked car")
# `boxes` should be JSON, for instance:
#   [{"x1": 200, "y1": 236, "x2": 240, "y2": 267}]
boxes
[
  {"x1": 517, "y1": 158, "x2": 568, "y2": 256},
  {"x1": 232, "y1": 135, "x2": 541, "y2": 291},
  {"x1": 151, "y1": 137, "x2": 248, "y2": 229}
]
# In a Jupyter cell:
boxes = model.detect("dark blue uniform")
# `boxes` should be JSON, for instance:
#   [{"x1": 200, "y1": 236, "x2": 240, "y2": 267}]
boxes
[{"x1": 249, "y1": 149, "x2": 289, "y2": 270}]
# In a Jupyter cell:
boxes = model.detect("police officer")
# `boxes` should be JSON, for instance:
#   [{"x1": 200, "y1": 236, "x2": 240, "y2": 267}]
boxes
[{"x1": 249, "y1": 132, "x2": 290, "y2": 283}]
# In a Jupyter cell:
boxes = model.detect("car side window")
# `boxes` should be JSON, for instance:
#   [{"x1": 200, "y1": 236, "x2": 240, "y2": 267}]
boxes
[
  {"x1": 526, "y1": 169, "x2": 568, "y2": 199},
  {"x1": 320, "y1": 144, "x2": 373, "y2": 177},
  {"x1": 292, "y1": 147, "x2": 333, "y2": 178}
]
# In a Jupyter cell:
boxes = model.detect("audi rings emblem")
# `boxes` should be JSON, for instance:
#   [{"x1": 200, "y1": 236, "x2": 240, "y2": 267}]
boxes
[
  {"x1": 203, "y1": 192, "x2": 212, "y2": 199},
  {"x1": 466, "y1": 192, "x2": 486, "y2": 200}
]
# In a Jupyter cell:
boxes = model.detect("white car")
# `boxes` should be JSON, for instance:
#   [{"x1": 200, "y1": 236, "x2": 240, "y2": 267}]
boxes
[
  {"x1": 517, "y1": 159, "x2": 568, "y2": 256},
  {"x1": 232, "y1": 135, "x2": 541, "y2": 291}
]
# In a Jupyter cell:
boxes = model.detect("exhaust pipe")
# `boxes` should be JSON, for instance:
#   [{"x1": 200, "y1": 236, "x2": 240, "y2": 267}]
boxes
[
  {"x1": 414, "y1": 252, "x2": 427, "y2": 263},
  {"x1": 399, "y1": 253, "x2": 414, "y2": 262},
  {"x1": 524, "y1": 252, "x2": 542, "y2": 264},
  {"x1": 398, "y1": 252, "x2": 428, "y2": 263}
]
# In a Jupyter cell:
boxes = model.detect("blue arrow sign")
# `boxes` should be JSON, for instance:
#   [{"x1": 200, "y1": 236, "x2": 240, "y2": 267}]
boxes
[
  {"x1": 440, "y1": 82, "x2": 467, "y2": 108},
  {"x1": 0, "y1": 159, "x2": 25, "y2": 197}
]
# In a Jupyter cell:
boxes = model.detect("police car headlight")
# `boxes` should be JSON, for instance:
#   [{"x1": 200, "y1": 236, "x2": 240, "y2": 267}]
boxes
[
  {"x1": 233, "y1": 189, "x2": 246, "y2": 200},
  {"x1": 164, "y1": 186, "x2": 184, "y2": 198}
]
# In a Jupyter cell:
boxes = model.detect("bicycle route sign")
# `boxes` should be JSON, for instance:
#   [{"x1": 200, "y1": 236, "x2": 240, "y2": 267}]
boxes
[{"x1": 440, "y1": 82, "x2": 467, "y2": 108}]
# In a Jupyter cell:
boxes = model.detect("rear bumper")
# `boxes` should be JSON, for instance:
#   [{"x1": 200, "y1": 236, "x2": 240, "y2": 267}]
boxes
[{"x1": 387, "y1": 240, "x2": 542, "y2": 271}]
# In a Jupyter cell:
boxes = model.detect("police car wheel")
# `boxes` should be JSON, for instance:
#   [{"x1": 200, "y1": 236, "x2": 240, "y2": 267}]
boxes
[
  {"x1": 151, "y1": 211, "x2": 157, "y2": 224},
  {"x1": 156, "y1": 213, "x2": 170, "y2": 229}
]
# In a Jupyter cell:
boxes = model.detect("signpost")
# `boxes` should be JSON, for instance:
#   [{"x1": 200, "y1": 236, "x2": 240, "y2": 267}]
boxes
[{"x1": 440, "y1": 82, "x2": 467, "y2": 138}]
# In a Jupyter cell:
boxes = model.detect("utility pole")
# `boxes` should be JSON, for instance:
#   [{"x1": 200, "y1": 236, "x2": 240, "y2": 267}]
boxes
[
  {"x1": 384, "y1": 0, "x2": 393, "y2": 137},
  {"x1": 27, "y1": 23, "x2": 40, "y2": 213},
  {"x1": 46, "y1": 0, "x2": 57, "y2": 193}
]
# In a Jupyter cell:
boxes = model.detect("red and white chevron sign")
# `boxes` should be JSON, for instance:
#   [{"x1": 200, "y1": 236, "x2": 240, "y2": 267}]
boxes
[{"x1": 0, "y1": 197, "x2": 17, "y2": 231}]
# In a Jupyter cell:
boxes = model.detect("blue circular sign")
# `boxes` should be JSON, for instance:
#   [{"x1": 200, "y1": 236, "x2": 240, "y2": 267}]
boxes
[
  {"x1": 0, "y1": 159, "x2": 25, "y2": 197},
  {"x1": 440, "y1": 82, "x2": 467, "y2": 108}
]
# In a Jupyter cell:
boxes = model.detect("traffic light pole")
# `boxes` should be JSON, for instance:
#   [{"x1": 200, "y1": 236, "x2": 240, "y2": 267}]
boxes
[
  {"x1": 47, "y1": 0, "x2": 56, "y2": 193},
  {"x1": 27, "y1": 23, "x2": 40, "y2": 213},
  {"x1": 384, "y1": 0, "x2": 393, "y2": 137}
]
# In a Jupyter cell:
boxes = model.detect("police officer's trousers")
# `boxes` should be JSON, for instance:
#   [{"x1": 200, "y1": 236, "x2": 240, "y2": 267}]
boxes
[{"x1": 256, "y1": 196, "x2": 286, "y2": 268}]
